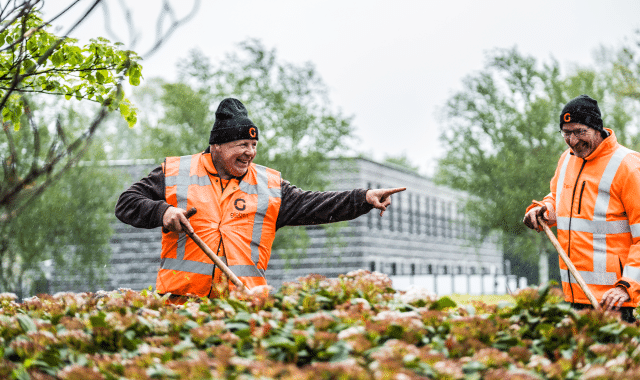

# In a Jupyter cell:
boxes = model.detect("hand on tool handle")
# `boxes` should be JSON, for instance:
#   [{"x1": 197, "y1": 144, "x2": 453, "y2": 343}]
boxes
[
  {"x1": 162, "y1": 206, "x2": 196, "y2": 234},
  {"x1": 163, "y1": 207, "x2": 246, "y2": 291},
  {"x1": 366, "y1": 187, "x2": 407, "y2": 216},
  {"x1": 523, "y1": 201, "x2": 550, "y2": 232},
  {"x1": 535, "y1": 214, "x2": 601, "y2": 311},
  {"x1": 601, "y1": 286, "x2": 630, "y2": 311}
]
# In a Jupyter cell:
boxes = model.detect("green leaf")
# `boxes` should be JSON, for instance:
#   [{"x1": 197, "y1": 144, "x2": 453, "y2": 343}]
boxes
[
  {"x1": 15, "y1": 314, "x2": 36, "y2": 333},
  {"x1": 429, "y1": 296, "x2": 457, "y2": 311},
  {"x1": 89, "y1": 311, "x2": 108, "y2": 328},
  {"x1": 263, "y1": 336, "x2": 295, "y2": 350}
]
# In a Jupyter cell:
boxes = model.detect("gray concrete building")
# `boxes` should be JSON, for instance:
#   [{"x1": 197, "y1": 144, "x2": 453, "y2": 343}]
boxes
[{"x1": 45, "y1": 157, "x2": 508, "y2": 295}]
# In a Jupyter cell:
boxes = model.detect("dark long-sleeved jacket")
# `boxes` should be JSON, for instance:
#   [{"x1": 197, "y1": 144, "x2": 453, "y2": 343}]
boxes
[{"x1": 115, "y1": 165, "x2": 373, "y2": 230}]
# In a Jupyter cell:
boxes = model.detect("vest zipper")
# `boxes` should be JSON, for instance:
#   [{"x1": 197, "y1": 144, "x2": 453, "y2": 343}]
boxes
[
  {"x1": 567, "y1": 158, "x2": 587, "y2": 303},
  {"x1": 577, "y1": 181, "x2": 586, "y2": 215}
]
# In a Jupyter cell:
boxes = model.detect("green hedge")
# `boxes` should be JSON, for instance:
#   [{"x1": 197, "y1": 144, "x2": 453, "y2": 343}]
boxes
[{"x1": 1, "y1": 270, "x2": 639, "y2": 379}]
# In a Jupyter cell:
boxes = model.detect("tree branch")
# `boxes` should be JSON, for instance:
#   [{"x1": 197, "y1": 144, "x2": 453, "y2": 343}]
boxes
[{"x1": 142, "y1": 0, "x2": 200, "y2": 58}]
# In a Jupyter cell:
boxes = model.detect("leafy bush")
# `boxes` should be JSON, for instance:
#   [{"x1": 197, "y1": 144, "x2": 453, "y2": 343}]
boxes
[{"x1": 1, "y1": 270, "x2": 639, "y2": 379}]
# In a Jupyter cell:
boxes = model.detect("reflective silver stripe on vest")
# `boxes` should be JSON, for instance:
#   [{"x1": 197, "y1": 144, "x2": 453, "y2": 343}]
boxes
[
  {"x1": 175, "y1": 155, "x2": 193, "y2": 261},
  {"x1": 160, "y1": 257, "x2": 214, "y2": 276},
  {"x1": 239, "y1": 177, "x2": 282, "y2": 198},
  {"x1": 246, "y1": 165, "x2": 281, "y2": 276},
  {"x1": 557, "y1": 146, "x2": 633, "y2": 286},
  {"x1": 555, "y1": 152, "x2": 572, "y2": 213},
  {"x1": 631, "y1": 223, "x2": 640, "y2": 239},
  {"x1": 165, "y1": 174, "x2": 211, "y2": 187},
  {"x1": 229, "y1": 265, "x2": 266, "y2": 278},
  {"x1": 556, "y1": 217, "x2": 630, "y2": 234},
  {"x1": 623, "y1": 265, "x2": 640, "y2": 283},
  {"x1": 592, "y1": 147, "x2": 631, "y2": 274},
  {"x1": 561, "y1": 269, "x2": 617, "y2": 286}
]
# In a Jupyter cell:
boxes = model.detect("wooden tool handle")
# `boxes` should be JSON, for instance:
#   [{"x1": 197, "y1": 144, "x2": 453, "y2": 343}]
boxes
[
  {"x1": 537, "y1": 216, "x2": 600, "y2": 310},
  {"x1": 179, "y1": 208, "x2": 246, "y2": 292}
]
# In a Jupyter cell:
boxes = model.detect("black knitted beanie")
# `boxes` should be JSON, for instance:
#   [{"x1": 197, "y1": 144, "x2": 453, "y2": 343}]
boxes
[
  {"x1": 559, "y1": 95, "x2": 607, "y2": 138},
  {"x1": 209, "y1": 98, "x2": 259, "y2": 145}
]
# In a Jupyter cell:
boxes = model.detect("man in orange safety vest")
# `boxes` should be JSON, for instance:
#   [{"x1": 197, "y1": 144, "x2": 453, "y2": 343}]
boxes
[
  {"x1": 523, "y1": 95, "x2": 640, "y2": 323},
  {"x1": 116, "y1": 98, "x2": 404, "y2": 301}
]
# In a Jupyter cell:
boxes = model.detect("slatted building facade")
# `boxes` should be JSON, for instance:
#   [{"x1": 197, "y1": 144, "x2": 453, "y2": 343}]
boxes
[{"x1": 45, "y1": 157, "x2": 506, "y2": 294}]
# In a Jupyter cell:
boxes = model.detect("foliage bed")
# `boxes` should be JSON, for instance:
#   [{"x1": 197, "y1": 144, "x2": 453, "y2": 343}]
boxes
[{"x1": 1, "y1": 270, "x2": 640, "y2": 379}]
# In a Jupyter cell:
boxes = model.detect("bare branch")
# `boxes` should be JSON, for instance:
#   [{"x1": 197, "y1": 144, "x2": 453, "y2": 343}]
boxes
[
  {"x1": 21, "y1": 97, "x2": 40, "y2": 173},
  {"x1": 3, "y1": 100, "x2": 110, "y2": 216},
  {"x1": 2, "y1": 122, "x2": 18, "y2": 186},
  {"x1": 117, "y1": 0, "x2": 139, "y2": 50},
  {"x1": 55, "y1": 116, "x2": 67, "y2": 147},
  {"x1": 142, "y1": 0, "x2": 200, "y2": 58}
]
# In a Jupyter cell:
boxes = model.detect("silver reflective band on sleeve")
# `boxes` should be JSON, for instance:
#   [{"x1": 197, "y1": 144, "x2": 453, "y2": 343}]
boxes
[
  {"x1": 555, "y1": 152, "x2": 571, "y2": 213},
  {"x1": 592, "y1": 146, "x2": 632, "y2": 283},
  {"x1": 630, "y1": 223, "x2": 640, "y2": 239},
  {"x1": 160, "y1": 257, "x2": 215, "y2": 276},
  {"x1": 593, "y1": 146, "x2": 631, "y2": 219},
  {"x1": 560, "y1": 269, "x2": 617, "y2": 286},
  {"x1": 623, "y1": 266, "x2": 640, "y2": 283},
  {"x1": 556, "y1": 217, "x2": 630, "y2": 234}
]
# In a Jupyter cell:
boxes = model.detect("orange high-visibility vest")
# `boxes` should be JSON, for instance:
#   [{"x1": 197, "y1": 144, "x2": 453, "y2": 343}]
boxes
[
  {"x1": 529, "y1": 129, "x2": 640, "y2": 306},
  {"x1": 156, "y1": 152, "x2": 282, "y2": 297}
]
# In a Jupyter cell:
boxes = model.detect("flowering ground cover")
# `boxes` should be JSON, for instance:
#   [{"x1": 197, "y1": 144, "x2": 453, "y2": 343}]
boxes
[{"x1": 1, "y1": 270, "x2": 640, "y2": 379}]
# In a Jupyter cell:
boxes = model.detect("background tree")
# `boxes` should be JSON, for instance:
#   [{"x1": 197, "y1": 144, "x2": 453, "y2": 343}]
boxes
[
  {"x1": 0, "y1": 0, "x2": 197, "y2": 295},
  {"x1": 435, "y1": 47, "x2": 634, "y2": 284},
  {"x1": 383, "y1": 153, "x2": 421, "y2": 174},
  {"x1": 611, "y1": 30, "x2": 640, "y2": 102},
  {"x1": 125, "y1": 39, "x2": 356, "y2": 262}
]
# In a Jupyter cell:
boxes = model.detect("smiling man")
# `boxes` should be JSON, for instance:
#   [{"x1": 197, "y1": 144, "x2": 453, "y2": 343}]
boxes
[
  {"x1": 523, "y1": 95, "x2": 640, "y2": 323},
  {"x1": 115, "y1": 98, "x2": 404, "y2": 301}
]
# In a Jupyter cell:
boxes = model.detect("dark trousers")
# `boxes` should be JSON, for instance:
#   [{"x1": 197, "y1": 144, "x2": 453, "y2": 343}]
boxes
[{"x1": 570, "y1": 302, "x2": 637, "y2": 324}]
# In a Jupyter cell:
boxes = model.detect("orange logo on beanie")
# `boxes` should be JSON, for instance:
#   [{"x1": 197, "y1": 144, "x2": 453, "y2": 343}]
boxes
[
  {"x1": 563, "y1": 113, "x2": 571, "y2": 123},
  {"x1": 249, "y1": 127, "x2": 257, "y2": 138}
]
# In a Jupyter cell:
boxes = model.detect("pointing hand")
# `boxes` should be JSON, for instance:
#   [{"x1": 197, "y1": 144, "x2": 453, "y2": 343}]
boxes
[{"x1": 366, "y1": 187, "x2": 407, "y2": 216}]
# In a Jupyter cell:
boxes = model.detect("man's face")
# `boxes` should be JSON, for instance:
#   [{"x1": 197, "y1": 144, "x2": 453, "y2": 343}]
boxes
[
  {"x1": 561, "y1": 122, "x2": 603, "y2": 159},
  {"x1": 211, "y1": 139, "x2": 258, "y2": 179}
]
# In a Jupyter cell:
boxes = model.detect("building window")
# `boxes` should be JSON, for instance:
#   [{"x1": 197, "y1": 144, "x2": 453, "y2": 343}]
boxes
[
  {"x1": 443, "y1": 265, "x2": 448, "y2": 275},
  {"x1": 408, "y1": 193, "x2": 413, "y2": 234},
  {"x1": 427, "y1": 264, "x2": 433, "y2": 274},
  {"x1": 397, "y1": 192, "x2": 402, "y2": 233},
  {"x1": 377, "y1": 184, "x2": 383, "y2": 230},
  {"x1": 367, "y1": 182, "x2": 373, "y2": 229},
  {"x1": 448, "y1": 203, "x2": 454, "y2": 238},
  {"x1": 389, "y1": 190, "x2": 395, "y2": 232},
  {"x1": 415, "y1": 195, "x2": 421, "y2": 235},
  {"x1": 411, "y1": 263, "x2": 416, "y2": 275},
  {"x1": 369, "y1": 261, "x2": 376, "y2": 272},
  {"x1": 391, "y1": 263, "x2": 397, "y2": 276}
]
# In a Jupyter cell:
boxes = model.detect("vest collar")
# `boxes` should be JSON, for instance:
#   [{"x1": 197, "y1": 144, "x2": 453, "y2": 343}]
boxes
[{"x1": 582, "y1": 128, "x2": 618, "y2": 161}]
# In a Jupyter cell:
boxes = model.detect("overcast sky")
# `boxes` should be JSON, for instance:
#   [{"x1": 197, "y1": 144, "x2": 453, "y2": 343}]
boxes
[{"x1": 44, "y1": 0, "x2": 640, "y2": 176}]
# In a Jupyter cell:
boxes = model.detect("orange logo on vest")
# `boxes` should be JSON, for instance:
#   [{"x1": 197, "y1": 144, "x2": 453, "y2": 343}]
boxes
[
  {"x1": 249, "y1": 127, "x2": 257, "y2": 138},
  {"x1": 563, "y1": 113, "x2": 571, "y2": 123}
]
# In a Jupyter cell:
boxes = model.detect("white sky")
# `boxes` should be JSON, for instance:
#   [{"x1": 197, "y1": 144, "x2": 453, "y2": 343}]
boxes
[{"x1": 43, "y1": 0, "x2": 640, "y2": 176}]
